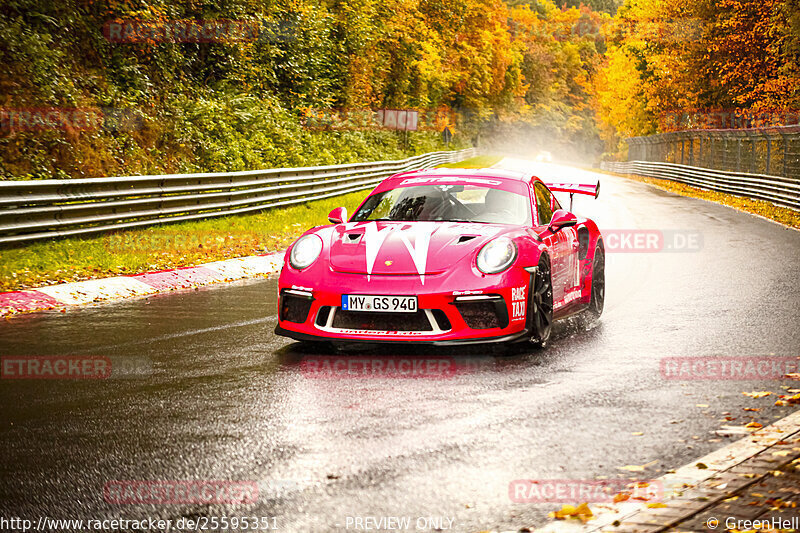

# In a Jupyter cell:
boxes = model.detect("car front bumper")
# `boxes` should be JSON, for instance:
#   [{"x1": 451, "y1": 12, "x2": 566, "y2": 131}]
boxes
[{"x1": 275, "y1": 269, "x2": 534, "y2": 345}]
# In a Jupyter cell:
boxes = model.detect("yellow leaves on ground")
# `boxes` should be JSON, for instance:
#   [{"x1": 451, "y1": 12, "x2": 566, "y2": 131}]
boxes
[
  {"x1": 775, "y1": 393, "x2": 800, "y2": 406},
  {"x1": 549, "y1": 503, "x2": 594, "y2": 523},
  {"x1": 618, "y1": 460, "x2": 657, "y2": 472}
]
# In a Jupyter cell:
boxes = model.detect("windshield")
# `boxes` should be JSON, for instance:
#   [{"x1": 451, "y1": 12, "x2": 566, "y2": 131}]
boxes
[{"x1": 351, "y1": 185, "x2": 531, "y2": 225}]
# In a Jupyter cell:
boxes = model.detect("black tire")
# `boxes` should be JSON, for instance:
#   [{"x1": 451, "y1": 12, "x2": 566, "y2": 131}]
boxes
[
  {"x1": 586, "y1": 244, "x2": 605, "y2": 320},
  {"x1": 529, "y1": 254, "x2": 554, "y2": 348}
]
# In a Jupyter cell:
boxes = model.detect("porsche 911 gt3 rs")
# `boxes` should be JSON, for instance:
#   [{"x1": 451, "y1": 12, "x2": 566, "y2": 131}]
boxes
[{"x1": 275, "y1": 168, "x2": 604, "y2": 347}]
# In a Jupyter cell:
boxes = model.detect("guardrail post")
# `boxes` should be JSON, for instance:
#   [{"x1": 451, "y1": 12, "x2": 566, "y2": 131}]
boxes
[
  {"x1": 766, "y1": 131, "x2": 771, "y2": 175},
  {"x1": 697, "y1": 135, "x2": 703, "y2": 167},
  {"x1": 736, "y1": 136, "x2": 742, "y2": 172},
  {"x1": 781, "y1": 131, "x2": 789, "y2": 177}
]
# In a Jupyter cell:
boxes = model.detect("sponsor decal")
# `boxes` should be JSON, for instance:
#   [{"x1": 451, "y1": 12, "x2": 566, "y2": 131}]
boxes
[
  {"x1": 400, "y1": 177, "x2": 503, "y2": 186},
  {"x1": 326, "y1": 329, "x2": 429, "y2": 336},
  {"x1": 511, "y1": 285, "x2": 527, "y2": 321},
  {"x1": 553, "y1": 289, "x2": 581, "y2": 309}
]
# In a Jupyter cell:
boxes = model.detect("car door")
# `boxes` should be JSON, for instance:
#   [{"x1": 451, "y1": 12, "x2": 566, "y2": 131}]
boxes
[
  {"x1": 550, "y1": 191, "x2": 580, "y2": 301},
  {"x1": 533, "y1": 182, "x2": 567, "y2": 303}
]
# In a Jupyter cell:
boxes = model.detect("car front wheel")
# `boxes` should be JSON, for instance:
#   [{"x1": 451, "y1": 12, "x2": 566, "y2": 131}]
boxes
[{"x1": 529, "y1": 254, "x2": 553, "y2": 348}]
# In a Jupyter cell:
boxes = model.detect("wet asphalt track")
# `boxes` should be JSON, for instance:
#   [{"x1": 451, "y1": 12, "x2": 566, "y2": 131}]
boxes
[{"x1": 1, "y1": 160, "x2": 799, "y2": 532}]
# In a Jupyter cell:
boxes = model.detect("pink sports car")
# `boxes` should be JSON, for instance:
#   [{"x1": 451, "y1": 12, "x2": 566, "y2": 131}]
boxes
[{"x1": 275, "y1": 168, "x2": 604, "y2": 347}]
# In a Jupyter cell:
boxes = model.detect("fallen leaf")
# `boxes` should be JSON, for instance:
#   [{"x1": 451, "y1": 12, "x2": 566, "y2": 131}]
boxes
[
  {"x1": 617, "y1": 460, "x2": 657, "y2": 472},
  {"x1": 696, "y1": 462, "x2": 709, "y2": 469},
  {"x1": 549, "y1": 503, "x2": 594, "y2": 523},
  {"x1": 745, "y1": 422, "x2": 763, "y2": 429},
  {"x1": 743, "y1": 408, "x2": 761, "y2": 412},
  {"x1": 742, "y1": 391, "x2": 772, "y2": 398},
  {"x1": 631, "y1": 432, "x2": 643, "y2": 436},
  {"x1": 775, "y1": 393, "x2": 800, "y2": 406},
  {"x1": 647, "y1": 503, "x2": 667, "y2": 508}
]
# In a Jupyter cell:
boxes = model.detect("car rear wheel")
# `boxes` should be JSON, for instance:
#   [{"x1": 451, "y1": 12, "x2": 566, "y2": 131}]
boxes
[
  {"x1": 529, "y1": 254, "x2": 553, "y2": 348},
  {"x1": 586, "y1": 244, "x2": 605, "y2": 320}
]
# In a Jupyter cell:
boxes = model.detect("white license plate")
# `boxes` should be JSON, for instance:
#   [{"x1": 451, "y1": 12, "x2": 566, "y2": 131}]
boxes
[{"x1": 341, "y1": 295, "x2": 418, "y2": 313}]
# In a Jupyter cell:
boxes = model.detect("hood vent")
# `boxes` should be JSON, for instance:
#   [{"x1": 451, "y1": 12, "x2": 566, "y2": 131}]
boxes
[{"x1": 457, "y1": 235, "x2": 478, "y2": 244}]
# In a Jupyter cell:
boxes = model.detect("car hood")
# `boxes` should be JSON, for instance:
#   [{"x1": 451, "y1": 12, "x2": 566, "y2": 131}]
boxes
[{"x1": 327, "y1": 220, "x2": 509, "y2": 276}]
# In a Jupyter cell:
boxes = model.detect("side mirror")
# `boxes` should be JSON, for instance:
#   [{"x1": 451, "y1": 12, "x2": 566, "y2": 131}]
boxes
[
  {"x1": 328, "y1": 207, "x2": 348, "y2": 224},
  {"x1": 547, "y1": 209, "x2": 577, "y2": 233}
]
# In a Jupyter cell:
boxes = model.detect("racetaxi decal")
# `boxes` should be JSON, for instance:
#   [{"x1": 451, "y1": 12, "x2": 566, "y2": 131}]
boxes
[{"x1": 511, "y1": 285, "x2": 527, "y2": 321}]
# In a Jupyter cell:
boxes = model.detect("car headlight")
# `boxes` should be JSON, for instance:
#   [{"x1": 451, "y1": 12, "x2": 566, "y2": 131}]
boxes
[
  {"x1": 289, "y1": 234, "x2": 323, "y2": 270},
  {"x1": 477, "y1": 237, "x2": 517, "y2": 274}
]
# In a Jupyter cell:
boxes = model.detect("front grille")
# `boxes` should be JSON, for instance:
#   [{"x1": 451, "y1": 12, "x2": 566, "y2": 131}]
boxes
[
  {"x1": 430, "y1": 309, "x2": 452, "y2": 330},
  {"x1": 455, "y1": 299, "x2": 508, "y2": 329},
  {"x1": 331, "y1": 310, "x2": 432, "y2": 331},
  {"x1": 280, "y1": 293, "x2": 313, "y2": 324},
  {"x1": 316, "y1": 306, "x2": 332, "y2": 327}
]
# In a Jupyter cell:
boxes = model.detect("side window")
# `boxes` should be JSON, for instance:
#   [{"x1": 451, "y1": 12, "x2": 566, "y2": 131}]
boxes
[
  {"x1": 534, "y1": 183, "x2": 553, "y2": 225},
  {"x1": 551, "y1": 193, "x2": 562, "y2": 212}
]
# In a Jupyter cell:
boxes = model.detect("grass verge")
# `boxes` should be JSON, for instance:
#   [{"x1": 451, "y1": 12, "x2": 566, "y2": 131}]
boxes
[
  {"x1": 0, "y1": 190, "x2": 369, "y2": 292},
  {"x1": 604, "y1": 171, "x2": 800, "y2": 229},
  {"x1": 438, "y1": 155, "x2": 502, "y2": 168}
]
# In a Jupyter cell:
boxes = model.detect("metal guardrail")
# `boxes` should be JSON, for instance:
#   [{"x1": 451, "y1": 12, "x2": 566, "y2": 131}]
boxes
[
  {"x1": 0, "y1": 148, "x2": 475, "y2": 245},
  {"x1": 601, "y1": 160, "x2": 800, "y2": 211}
]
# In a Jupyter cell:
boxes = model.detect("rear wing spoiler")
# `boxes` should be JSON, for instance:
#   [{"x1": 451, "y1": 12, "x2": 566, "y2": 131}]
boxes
[
  {"x1": 542, "y1": 181, "x2": 600, "y2": 210},
  {"x1": 543, "y1": 181, "x2": 600, "y2": 198}
]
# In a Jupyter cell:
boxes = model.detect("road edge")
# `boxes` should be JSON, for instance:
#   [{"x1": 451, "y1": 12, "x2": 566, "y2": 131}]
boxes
[
  {"x1": 0, "y1": 251, "x2": 285, "y2": 317},
  {"x1": 498, "y1": 409, "x2": 800, "y2": 533}
]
